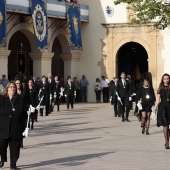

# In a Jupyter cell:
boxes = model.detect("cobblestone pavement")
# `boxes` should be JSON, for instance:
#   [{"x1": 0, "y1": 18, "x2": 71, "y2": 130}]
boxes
[{"x1": 2, "y1": 103, "x2": 170, "y2": 170}]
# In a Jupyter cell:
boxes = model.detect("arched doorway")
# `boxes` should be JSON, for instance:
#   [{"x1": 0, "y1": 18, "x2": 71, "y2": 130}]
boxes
[
  {"x1": 8, "y1": 31, "x2": 32, "y2": 80},
  {"x1": 117, "y1": 42, "x2": 148, "y2": 80},
  {"x1": 52, "y1": 38, "x2": 64, "y2": 78}
]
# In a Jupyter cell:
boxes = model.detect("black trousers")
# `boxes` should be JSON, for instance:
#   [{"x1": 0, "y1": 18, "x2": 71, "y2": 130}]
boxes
[
  {"x1": 66, "y1": 95, "x2": 74, "y2": 108},
  {"x1": 113, "y1": 100, "x2": 118, "y2": 116},
  {"x1": 80, "y1": 86, "x2": 87, "y2": 102},
  {"x1": 96, "y1": 90, "x2": 101, "y2": 102},
  {"x1": 102, "y1": 87, "x2": 109, "y2": 102},
  {"x1": 0, "y1": 138, "x2": 21, "y2": 168},
  {"x1": 40, "y1": 98, "x2": 49, "y2": 116},
  {"x1": 118, "y1": 98, "x2": 130, "y2": 120},
  {"x1": 75, "y1": 89, "x2": 80, "y2": 102}
]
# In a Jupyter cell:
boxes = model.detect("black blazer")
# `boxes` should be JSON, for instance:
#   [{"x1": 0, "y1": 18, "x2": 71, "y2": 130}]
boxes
[
  {"x1": 109, "y1": 81, "x2": 118, "y2": 102},
  {"x1": 0, "y1": 95, "x2": 27, "y2": 140},
  {"x1": 26, "y1": 86, "x2": 38, "y2": 108},
  {"x1": 53, "y1": 81, "x2": 62, "y2": 95},
  {"x1": 39, "y1": 82, "x2": 50, "y2": 100},
  {"x1": 65, "y1": 82, "x2": 75, "y2": 96},
  {"x1": 117, "y1": 79, "x2": 130, "y2": 99}
]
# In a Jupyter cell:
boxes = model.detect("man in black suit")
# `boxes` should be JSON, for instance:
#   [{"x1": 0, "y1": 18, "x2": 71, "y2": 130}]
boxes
[
  {"x1": 109, "y1": 77, "x2": 119, "y2": 117},
  {"x1": 39, "y1": 76, "x2": 50, "y2": 116},
  {"x1": 64, "y1": 76, "x2": 75, "y2": 109},
  {"x1": 117, "y1": 72, "x2": 131, "y2": 122}
]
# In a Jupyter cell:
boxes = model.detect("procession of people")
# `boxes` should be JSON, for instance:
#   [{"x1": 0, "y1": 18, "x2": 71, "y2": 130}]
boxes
[{"x1": 0, "y1": 72, "x2": 170, "y2": 169}]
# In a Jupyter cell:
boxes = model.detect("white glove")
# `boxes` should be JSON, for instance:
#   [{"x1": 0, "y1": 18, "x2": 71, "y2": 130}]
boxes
[
  {"x1": 133, "y1": 93, "x2": 136, "y2": 96},
  {"x1": 117, "y1": 96, "x2": 121, "y2": 101},
  {"x1": 30, "y1": 105, "x2": 35, "y2": 113},
  {"x1": 65, "y1": 94, "x2": 67, "y2": 97},
  {"x1": 22, "y1": 128, "x2": 29, "y2": 137},
  {"x1": 137, "y1": 103, "x2": 143, "y2": 110},
  {"x1": 27, "y1": 108, "x2": 31, "y2": 116},
  {"x1": 129, "y1": 97, "x2": 132, "y2": 101},
  {"x1": 60, "y1": 92, "x2": 63, "y2": 96},
  {"x1": 110, "y1": 96, "x2": 112, "y2": 102},
  {"x1": 50, "y1": 94, "x2": 52, "y2": 100}
]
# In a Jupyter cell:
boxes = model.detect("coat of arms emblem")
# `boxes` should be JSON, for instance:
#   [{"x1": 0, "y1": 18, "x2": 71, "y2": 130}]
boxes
[
  {"x1": 0, "y1": 12, "x2": 3, "y2": 25},
  {"x1": 32, "y1": 4, "x2": 46, "y2": 42},
  {"x1": 106, "y1": 6, "x2": 114, "y2": 17}
]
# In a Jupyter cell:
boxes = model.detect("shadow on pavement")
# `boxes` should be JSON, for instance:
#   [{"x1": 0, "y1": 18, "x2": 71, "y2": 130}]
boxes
[
  {"x1": 21, "y1": 151, "x2": 115, "y2": 169},
  {"x1": 24, "y1": 137, "x2": 102, "y2": 149}
]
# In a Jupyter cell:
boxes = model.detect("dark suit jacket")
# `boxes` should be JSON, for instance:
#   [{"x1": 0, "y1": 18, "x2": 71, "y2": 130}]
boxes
[
  {"x1": 65, "y1": 82, "x2": 75, "y2": 96},
  {"x1": 109, "y1": 81, "x2": 118, "y2": 104},
  {"x1": 53, "y1": 81, "x2": 63, "y2": 95},
  {"x1": 117, "y1": 79, "x2": 130, "y2": 99},
  {"x1": 26, "y1": 86, "x2": 38, "y2": 108},
  {"x1": 39, "y1": 82, "x2": 50, "y2": 103},
  {"x1": 0, "y1": 95, "x2": 27, "y2": 139}
]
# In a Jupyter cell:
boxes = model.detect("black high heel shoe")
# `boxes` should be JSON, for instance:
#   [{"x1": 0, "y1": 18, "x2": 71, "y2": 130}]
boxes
[
  {"x1": 0, "y1": 160, "x2": 4, "y2": 168},
  {"x1": 146, "y1": 129, "x2": 149, "y2": 135},
  {"x1": 142, "y1": 127, "x2": 145, "y2": 134},
  {"x1": 165, "y1": 143, "x2": 169, "y2": 149}
]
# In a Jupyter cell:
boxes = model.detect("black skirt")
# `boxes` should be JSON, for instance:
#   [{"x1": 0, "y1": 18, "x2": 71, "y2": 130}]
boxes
[
  {"x1": 157, "y1": 102, "x2": 170, "y2": 127},
  {"x1": 142, "y1": 102, "x2": 152, "y2": 113}
]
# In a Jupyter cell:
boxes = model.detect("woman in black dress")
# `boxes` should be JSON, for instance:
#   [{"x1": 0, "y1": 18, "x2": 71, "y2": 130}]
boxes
[
  {"x1": 26, "y1": 79, "x2": 38, "y2": 129},
  {"x1": 52, "y1": 76, "x2": 63, "y2": 112},
  {"x1": 0, "y1": 82, "x2": 27, "y2": 170},
  {"x1": 155, "y1": 73, "x2": 170, "y2": 149},
  {"x1": 136, "y1": 79, "x2": 155, "y2": 135}
]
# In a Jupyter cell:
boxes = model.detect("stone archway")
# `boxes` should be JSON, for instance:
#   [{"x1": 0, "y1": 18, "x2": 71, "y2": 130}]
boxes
[
  {"x1": 116, "y1": 42, "x2": 148, "y2": 80},
  {"x1": 52, "y1": 37, "x2": 64, "y2": 78},
  {"x1": 7, "y1": 23, "x2": 36, "y2": 52},
  {"x1": 102, "y1": 23, "x2": 160, "y2": 89},
  {"x1": 8, "y1": 31, "x2": 32, "y2": 80}
]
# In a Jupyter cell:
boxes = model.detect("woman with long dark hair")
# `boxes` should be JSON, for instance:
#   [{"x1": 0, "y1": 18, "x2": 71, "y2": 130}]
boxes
[
  {"x1": 0, "y1": 82, "x2": 27, "y2": 169},
  {"x1": 155, "y1": 73, "x2": 170, "y2": 149},
  {"x1": 136, "y1": 79, "x2": 155, "y2": 135}
]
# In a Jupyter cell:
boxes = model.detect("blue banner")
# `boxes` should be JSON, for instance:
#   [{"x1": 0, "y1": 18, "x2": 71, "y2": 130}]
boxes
[
  {"x1": 30, "y1": 0, "x2": 48, "y2": 49},
  {"x1": 0, "y1": 0, "x2": 7, "y2": 47},
  {"x1": 66, "y1": 2, "x2": 83, "y2": 50}
]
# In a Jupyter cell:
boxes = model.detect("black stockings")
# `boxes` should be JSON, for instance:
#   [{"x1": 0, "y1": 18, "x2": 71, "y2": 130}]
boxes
[
  {"x1": 163, "y1": 126, "x2": 170, "y2": 145},
  {"x1": 141, "y1": 112, "x2": 151, "y2": 130}
]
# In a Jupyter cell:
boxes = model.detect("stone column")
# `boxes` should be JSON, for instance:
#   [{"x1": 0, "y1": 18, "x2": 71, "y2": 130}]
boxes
[
  {"x1": 106, "y1": 27, "x2": 114, "y2": 80},
  {"x1": 29, "y1": 51, "x2": 54, "y2": 77},
  {"x1": 0, "y1": 49, "x2": 11, "y2": 78},
  {"x1": 60, "y1": 52, "x2": 81, "y2": 80},
  {"x1": 149, "y1": 30, "x2": 158, "y2": 89}
]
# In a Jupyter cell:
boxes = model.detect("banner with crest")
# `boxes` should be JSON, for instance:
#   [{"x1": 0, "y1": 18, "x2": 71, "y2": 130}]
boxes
[
  {"x1": 30, "y1": 0, "x2": 48, "y2": 49},
  {"x1": 0, "y1": 0, "x2": 7, "y2": 48},
  {"x1": 66, "y1": 2, "x2": 83, "y2": 50}
]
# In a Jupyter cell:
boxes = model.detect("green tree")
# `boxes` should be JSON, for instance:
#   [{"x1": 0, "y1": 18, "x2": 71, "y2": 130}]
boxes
[{"x1": 114, "y1": 0, "x2": 170, "y2": 29}]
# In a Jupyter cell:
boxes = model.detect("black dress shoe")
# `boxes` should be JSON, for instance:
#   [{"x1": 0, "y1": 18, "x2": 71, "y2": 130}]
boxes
[
  {"x1": 125, "y1": 119, "x2": 130, "y2": 122},
  {"x1": 122, "y1": 119, "x2": 125, "y2": 122},
  {"x1": 0, "y1": 160, "x2": 4, "y2": 168}
]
